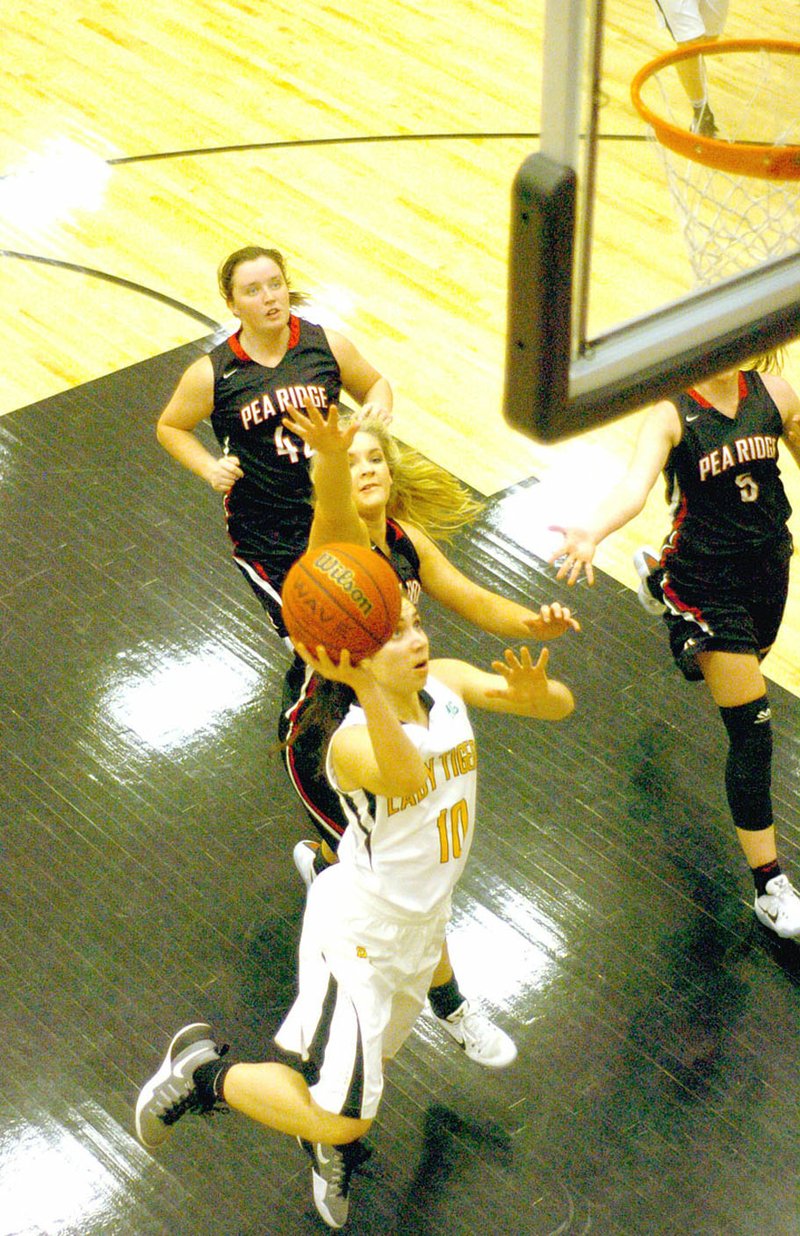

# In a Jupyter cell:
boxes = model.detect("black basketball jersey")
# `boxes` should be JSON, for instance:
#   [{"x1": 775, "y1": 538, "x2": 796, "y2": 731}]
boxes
[
  {"x1": 381, "y1": 519, "x2": 422, "y2": 602},
  {"x1": 209, "y1": 316, "x2": 342, "y2": 562},
  {"x1": 662, "y1": 370, "x2": 792, "y2": 566}
]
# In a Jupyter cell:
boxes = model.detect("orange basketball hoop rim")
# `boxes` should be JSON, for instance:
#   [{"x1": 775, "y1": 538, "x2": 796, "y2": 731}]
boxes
[{"x1": 631, "y1": 39, "x2": 800, "y2": 180}]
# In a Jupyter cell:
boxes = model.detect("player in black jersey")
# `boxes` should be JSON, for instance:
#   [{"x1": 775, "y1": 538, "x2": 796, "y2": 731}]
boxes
[
  {"x1": 550, "y1": 357, "x2": 800, "y2": 939},
  {"x1": 279, "y1": 401, "x2": 579, "y2": 1068},
  {"x1": 156, "y1": 246, "x2": 392, "y2": 643}
]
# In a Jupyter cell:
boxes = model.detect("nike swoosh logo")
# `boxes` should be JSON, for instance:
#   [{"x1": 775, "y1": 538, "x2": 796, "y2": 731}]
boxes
[
  {"x1": 686, "y1": 415, "x2": 699, "y2": 422},
  {"x1": 222, "y1": 366, "x2": 238, "y2": 380}
]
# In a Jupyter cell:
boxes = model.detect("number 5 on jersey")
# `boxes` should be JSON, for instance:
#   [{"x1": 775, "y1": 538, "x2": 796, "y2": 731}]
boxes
[{"x1": 736, "y1": 472, "x2": 759, "y2": 502}]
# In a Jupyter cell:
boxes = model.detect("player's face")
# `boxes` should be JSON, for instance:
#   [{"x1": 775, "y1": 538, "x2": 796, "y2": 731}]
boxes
[
  {"x1": 368, "y1": 599, "x2": 429, "y2": 690},
  {"x1": 226, "y1": 257, "x2": 291, "y2": 330},
  {"x1": 349, "y1": 432, "x2": 392, "y2": 518}
]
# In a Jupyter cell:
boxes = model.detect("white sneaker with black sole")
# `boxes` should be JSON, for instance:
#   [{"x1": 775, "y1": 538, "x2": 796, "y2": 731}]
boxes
[
  {"x1": 754, "y1": 873, "x2": 800, "y2": 939},
  {"x1": 433, "y1": 999, "x2": 517, "y2": 1068}
]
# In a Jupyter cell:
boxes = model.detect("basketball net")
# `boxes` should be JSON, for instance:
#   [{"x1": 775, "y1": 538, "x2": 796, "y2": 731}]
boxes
[{"x1": 631, "y1": 40, "x2": 800, "y2": 287}]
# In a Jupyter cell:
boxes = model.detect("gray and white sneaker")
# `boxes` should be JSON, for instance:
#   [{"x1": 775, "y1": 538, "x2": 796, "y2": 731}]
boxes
[
  {"x1": 633, "y1": 546, "x2": 666, "y2": 616},
  {"x1": 298, "y1": 1137, "x2": 370, "y2": 1229},
  {"x1": 754, "y1": 874, "x2": 800, "y2": 939},
  {"x1": 135, "y1": 1022, "x2": 223, "y2": 1149},
  {"x1": 434, "y1": 999, "x2": 518, "y2": 1068}
]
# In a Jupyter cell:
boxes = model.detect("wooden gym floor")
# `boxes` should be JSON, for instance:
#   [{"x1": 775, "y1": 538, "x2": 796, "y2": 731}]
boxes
[
  {"x1": 3, "y1": 343, "x2": 800, "y2": 1235},
  {"x1": 2, "y1": 3, "x2": 800, "y2": 1233}
]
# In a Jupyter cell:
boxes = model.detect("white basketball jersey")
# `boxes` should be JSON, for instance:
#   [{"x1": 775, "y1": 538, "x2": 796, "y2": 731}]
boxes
[{"x1": 326, "y1": 676, "x2": 477, "y2": 914}]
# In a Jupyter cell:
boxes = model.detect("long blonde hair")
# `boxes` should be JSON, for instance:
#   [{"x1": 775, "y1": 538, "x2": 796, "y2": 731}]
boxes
[
  {"x1": 695, "y1": 348, "x2": 786, "y2": 387},
  {"x1": 335, "y1": 413, "x2": 484, "y2": 543},
  {"x1": 749, "y1": 347, "x2": 785, "y2": 374}
]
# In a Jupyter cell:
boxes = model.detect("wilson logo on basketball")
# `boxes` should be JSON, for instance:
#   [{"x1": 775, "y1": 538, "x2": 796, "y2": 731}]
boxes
[
  {"x1": 281, "y1": 542, "x2": 401, "y2": 663},
  {"x1": 314, "y1": 551, "x2": 374, "y2": 615}
]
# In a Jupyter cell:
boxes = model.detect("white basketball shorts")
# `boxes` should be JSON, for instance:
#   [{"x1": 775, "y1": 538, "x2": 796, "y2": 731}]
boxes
[
  {"x1": 652, "y1": 0, "x2": 729, "y2": 43},
  {"x1": 274, "y1": 865, "x2": 450, "y2": 1120}
]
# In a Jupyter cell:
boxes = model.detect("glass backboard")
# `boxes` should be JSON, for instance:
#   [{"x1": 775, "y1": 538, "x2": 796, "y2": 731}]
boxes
[{"x1": 505, "y1": 0, "x2": 800, "y2": 443}]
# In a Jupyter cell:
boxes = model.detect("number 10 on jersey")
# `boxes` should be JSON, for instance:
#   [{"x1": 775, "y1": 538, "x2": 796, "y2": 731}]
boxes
[{"x1": 437, "y1": 799, "x2": 470, "y2": 863}]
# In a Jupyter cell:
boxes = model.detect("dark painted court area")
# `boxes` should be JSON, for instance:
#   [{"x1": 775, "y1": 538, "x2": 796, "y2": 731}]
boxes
[{"x1": 1, "y1": 344, "x2": 799, "y2": 1235}]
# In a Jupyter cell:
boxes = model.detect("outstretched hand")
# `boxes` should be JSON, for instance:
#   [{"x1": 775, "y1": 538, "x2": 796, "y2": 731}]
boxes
[
  {"x1": 281, "y1": 401, "x2": 358, "y2": 455},
  {"x1": 522, "y1": 601, "x2": 580, "y2": 639},
  {"x1": 548, "y1": 526, "x2": 597, "y2": 586},
  {"x1": 486, "y1": 645, "x2": 551, "y2": 705}
]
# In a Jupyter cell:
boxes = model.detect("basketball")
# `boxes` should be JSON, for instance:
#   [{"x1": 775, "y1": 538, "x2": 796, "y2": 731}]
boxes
[{"x1": 281, "y1": 542, "x2": 402, "y2": 664}]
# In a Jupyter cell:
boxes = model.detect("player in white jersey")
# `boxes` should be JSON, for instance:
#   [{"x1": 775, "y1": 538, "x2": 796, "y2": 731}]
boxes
[
  {"x1": 135, "y1": 598, "x2": 574, "y2": 1229},
  {"x1": 281, "y1": 399, "x2": 579, "y2": 1073},
  {"x1": 329, "y1": 672, "x2": 477, "y2": 915}
]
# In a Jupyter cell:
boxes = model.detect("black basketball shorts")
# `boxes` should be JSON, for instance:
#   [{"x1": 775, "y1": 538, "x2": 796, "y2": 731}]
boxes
[{"x1": 661, "y1": 550, "x2": 790, "y2": 681}]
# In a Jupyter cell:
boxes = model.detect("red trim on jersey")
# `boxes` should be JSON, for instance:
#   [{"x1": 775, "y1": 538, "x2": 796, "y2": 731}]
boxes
[
  {"x1": 285, "y1": 742, "x2": 346, "y2": 838},
  {"x1": 246, "y1": 558, "x2": 275, "y2": 585},
  {"x1": 225, "y1": 314, "x2": 301, "y2": 361},
  {"x1": 284, "y1": 674, "x2": 347, "y2": 839},
  {"x1": 227, "y1": 333, "x2": 249, "y2": 361},
  {"x1": 663, "y1": 494, "x2": 688, "y2": 565},
  {"x1": 687, "y1": 371, "x2": 747, "y2": 408}
]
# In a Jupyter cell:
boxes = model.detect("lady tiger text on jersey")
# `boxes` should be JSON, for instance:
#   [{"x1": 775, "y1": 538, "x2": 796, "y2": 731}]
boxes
[{"x1": 386, "y1": 738, "x2": 477, "y2": 813}]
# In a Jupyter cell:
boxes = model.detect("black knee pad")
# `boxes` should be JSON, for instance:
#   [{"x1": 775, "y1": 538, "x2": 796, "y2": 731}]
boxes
[{"x1": 719, "y1": 696, "x2": 773, "y2": 831}]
